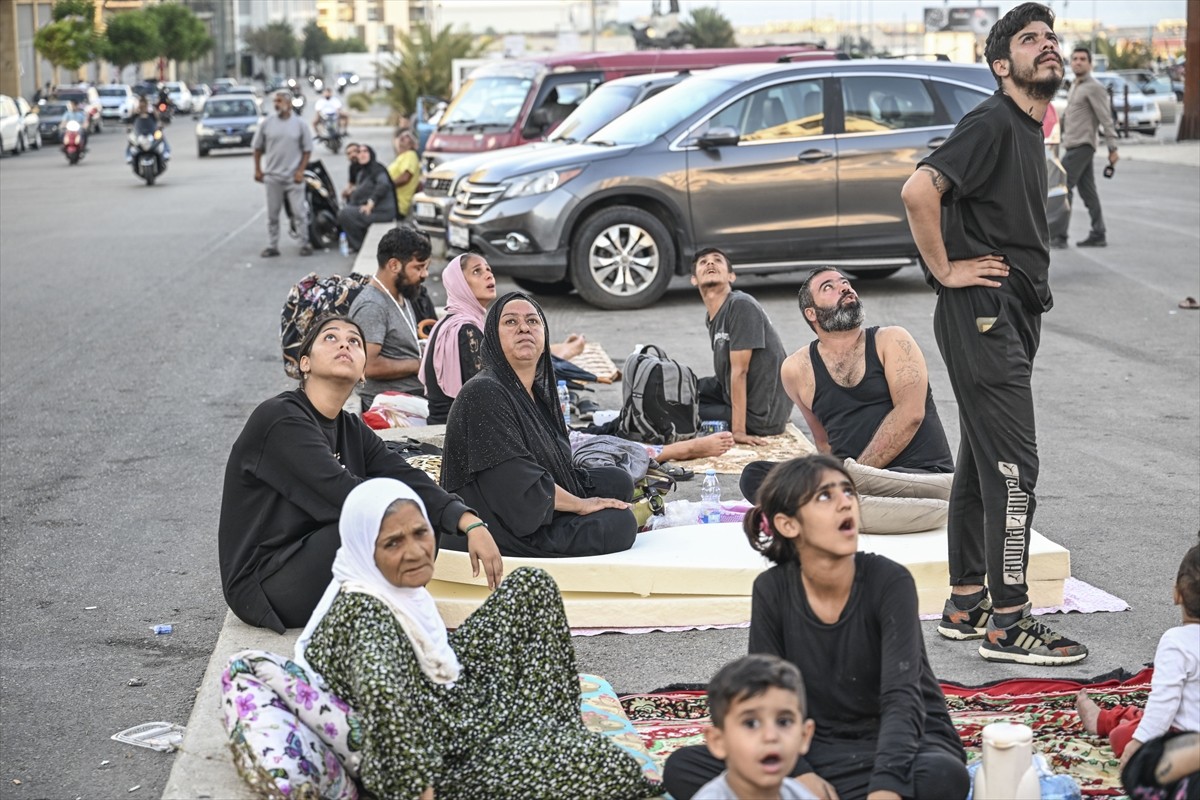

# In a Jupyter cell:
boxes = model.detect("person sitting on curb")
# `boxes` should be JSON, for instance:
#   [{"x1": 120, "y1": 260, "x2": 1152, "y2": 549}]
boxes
[
  {"x1": 217, "y1": 314, "x2": 501, "y2": 633},
  {"x1": 296, "y1": 478, "x2": 661, "y2": 800},
  {"x1": 350, "y1": 227, "x2": 431, "y2": 411},
  {"x1": 741, "y1": 268, "x2": 955, "y2": 535},
  {"x1": 336, "y1": 145, "x2": 396, "y2": 254},
  {"x1": 439, "y1": 292, "x2": 638, "y2": 558},
  {"x1": 692, "y1": 248, "x2": 792, "y2": 445}
]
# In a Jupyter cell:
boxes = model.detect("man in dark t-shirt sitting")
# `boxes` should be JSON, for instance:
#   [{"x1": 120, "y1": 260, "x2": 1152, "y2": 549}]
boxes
[
  {"x1": 691, "y1": 248, "x2": 792, "y2": 444},
  {"x1": 741, "y1": 268, "x2": 956, "y2": 534}
]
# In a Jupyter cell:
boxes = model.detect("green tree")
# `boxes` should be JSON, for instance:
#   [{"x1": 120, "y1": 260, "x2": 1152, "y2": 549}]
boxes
[
  {"x1": 383, "y1": 24, "x2": 485, "y2": 117},
  {"x1": 1094, "y1": 37, "x2": 1153, "y2": 70},
  {"x1": 244, "y1": 21, "x2": 299, "y2": 73},
  {"x1": 301, "y1": 20, "x2": 331, "y2": 71},
  {"x1": 102, "y1": 10, "x2": 161, "y2": 76},
  {"x1": 146, "y1": 3, "x2": 212, "y2": 66},
  {"x1": 34, "y1": 0, "x2": 98, "y2": 74},
  {"x1": 680, "y1": 6, "x2": 736, "y2": 48},
  {"x1": 328, "y1": 36, "x2": 368, "y2": 53}
]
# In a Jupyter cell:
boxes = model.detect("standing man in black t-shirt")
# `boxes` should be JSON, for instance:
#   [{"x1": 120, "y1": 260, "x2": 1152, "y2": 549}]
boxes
[
  {"x1": 901, "y1": 1, "x2": 1087, "y2": 666},
  {"x1": 691, "y1": 248, "x2": 792, "y2": 444}
]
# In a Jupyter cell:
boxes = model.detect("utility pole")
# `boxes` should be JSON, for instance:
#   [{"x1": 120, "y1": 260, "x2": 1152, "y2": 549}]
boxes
[{"x1": 590, "y1": 0, "x2": 597, "y2": 51}]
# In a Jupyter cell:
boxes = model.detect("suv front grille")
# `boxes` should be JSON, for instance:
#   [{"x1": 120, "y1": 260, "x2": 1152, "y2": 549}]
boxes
[
  {"x1": 454, "y1": 181, "x2": 506, "y2": 218},
  {"x1": 424, "y1": 177, "x2": 454, "y2": 196}
]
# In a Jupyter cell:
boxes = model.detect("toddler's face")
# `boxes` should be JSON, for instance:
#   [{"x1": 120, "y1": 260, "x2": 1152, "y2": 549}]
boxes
[{"x1": 706, "y1": 687, "x2": 814, "y2": 797}]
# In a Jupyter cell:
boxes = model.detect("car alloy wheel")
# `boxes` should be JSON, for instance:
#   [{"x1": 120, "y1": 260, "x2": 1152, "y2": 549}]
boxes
[{"x1": 570, "y1": 205, "x2": 675, "y2": 310}]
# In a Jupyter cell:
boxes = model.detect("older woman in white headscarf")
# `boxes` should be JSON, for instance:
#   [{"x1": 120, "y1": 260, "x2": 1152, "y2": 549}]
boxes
[{"x1": 297, "y1": 478, "x2": 661, "y2": 800}]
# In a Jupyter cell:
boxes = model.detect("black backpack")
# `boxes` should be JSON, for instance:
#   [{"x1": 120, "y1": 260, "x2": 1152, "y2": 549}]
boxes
[
  {"x1": 280, "y1": 272, "x2": 371, "y2": 379},
  {"x1": 617, "y1": 345, "x2": 700, "y2": 444}
]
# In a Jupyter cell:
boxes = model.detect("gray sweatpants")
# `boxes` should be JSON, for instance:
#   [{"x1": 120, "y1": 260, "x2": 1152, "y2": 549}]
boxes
[{"x1": 264, "y1": 176, "x2": 307, "y2": 249}]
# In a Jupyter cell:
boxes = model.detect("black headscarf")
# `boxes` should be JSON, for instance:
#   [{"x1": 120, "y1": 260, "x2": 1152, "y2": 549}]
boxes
[
  {"x1": 358, "y1": 145, "x2": 393, "y2": 186},
  {"x1": 441, "y1": 292, "x2": 582, "y2": 496}
]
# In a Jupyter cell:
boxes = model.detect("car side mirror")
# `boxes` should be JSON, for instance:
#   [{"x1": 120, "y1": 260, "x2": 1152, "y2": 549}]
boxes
[{"x1": 697, "y1": 126, "x2": 740, "y2": 149}]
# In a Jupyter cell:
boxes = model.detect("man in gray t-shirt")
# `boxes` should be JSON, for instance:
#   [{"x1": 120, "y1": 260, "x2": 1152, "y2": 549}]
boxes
[
  {"x1": 252, "y1": 90, "x2": 314, "y2": 258},
  {"x1": 691, "y1": 247, "x2": 792, "y2": 442},
  {"x1": 349, "y1": 226, "x2": 433, "y2": 410}
]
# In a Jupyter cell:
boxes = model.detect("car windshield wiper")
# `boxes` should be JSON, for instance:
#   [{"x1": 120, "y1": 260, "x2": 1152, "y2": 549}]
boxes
[
  {"x1": 463, "y1": 121, "x2": 508, "y2": 131},
  {"x1": 588, "y1": 139, "x2": 618, "y2": 147}
]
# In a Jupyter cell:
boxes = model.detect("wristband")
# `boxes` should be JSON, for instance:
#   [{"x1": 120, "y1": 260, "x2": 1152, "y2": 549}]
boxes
[{"x1": 463, "y1": 521, "x2": 488, "y2": 535}]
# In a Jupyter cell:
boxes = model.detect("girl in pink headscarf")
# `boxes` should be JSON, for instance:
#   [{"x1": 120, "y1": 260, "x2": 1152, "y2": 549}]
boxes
[{"x1": 419, "y1": 253, "x2": 495, "y2": 424}]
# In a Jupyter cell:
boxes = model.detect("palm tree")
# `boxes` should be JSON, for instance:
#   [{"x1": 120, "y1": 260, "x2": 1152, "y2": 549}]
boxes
[
  {"x1": 384, "y1": 24, "x2": 485, "y2": 118},
  {"x1": 680, "y1": 7, "x2": 736, "y2": 49}
]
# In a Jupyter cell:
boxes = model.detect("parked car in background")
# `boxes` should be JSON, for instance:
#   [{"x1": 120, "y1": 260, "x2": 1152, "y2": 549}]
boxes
[
  {"x1": 195, "y1": 95, "x2": 262, "y2": 156},
  {"x1": 424, "y1": 46, "x2": 841, "y2": 170},
  {"x1": 190, "y1": 83, "x2": 211, "y2": 115},
  {"x1": 1092, "y1": 73, "x2": 1161, "y2": 135},
  {"x1": 51, "y1": 85, "x2": 102, "y2": 133},
  {"x1": 1113, "y1": 69, "x2": 1178, "y2": 124},
  {"x1": 15, "y1": 97, "x2": 41, "y2": 150},
  {"x1": 97, "y1": 84, "x2": 137, "y2": 121},
  {"x1": 0, "y1": 95, "x2": 23, "y2": 155},
  {"x1": 413, "y1": 71, "x2": 690, "y2": 238},
  {"x1": 446, "y1": 60, "x2": 998, "y2": 309},
  {"x1": 37, "y1": 101, "x2": 68, "y2": 144},
  {"x1": 223, "y1": 85, "x2": 263, "y2": 106},
  {"x1": 165, "y1": 82, "x2": 193, "y2": 114},
  {"x1": 210, "y1": 77, "x2": 239, "y2": 95}
]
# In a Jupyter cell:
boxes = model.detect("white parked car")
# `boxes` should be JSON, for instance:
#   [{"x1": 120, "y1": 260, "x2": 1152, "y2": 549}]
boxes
[
  {"x1": 97, "y1": 84, "x2": 137, "y2": 120},
  {"x1": 0, "y1": 94, "x2": 23, "y2": 155},
  {"x1": 165, "y1": 81, "x2": 194, "y2": 114},
  {"x1": 1092, "y1": 73, "x2": 1161, "y2": 135}
]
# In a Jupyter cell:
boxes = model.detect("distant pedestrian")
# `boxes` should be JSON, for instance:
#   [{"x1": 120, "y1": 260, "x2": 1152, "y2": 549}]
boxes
[
  {"x1": 901, "y1": 2, "x2": 1088, "y2": 666},
  {"x1": 1059, "y1": 46, "x2": 1120, "y2": 248},
  {"x1": 252, "y1": 89, "x2": 314, "y2": 258}
]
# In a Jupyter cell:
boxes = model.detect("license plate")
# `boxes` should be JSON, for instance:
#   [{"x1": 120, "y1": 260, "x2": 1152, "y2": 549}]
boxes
[
  {"x1": 414, "y1": 202, "x2": 436, "y2": 219},
  {"x1": 448, "y1": 223, "x2": 470, "y2": 249},
  {"x1": 219, "y1": 135, "x2": 241, "y2": 144}
]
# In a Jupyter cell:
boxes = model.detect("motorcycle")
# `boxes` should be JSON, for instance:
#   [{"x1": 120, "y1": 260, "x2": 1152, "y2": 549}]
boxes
[
  {"x1": 61, "y1": 120, "x2": 86, "y2": 165},
  {"x1": 318, "y1": 109, "x2": 343, "y2": 154},
  {"x1": 284, "y1": 159, "x2": 341, "y2": 250},
  {"x1": 129, "y1": 127, "x2": 167, "y2": 186}
]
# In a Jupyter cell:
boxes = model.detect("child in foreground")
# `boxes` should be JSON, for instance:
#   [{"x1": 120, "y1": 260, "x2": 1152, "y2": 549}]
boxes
[
  {"x1": 695, "y1": 654, "x2": 818, "y2": 800},
  {"x1": 1077, "y1": 539, "x2": 1200, "y2": 765}
]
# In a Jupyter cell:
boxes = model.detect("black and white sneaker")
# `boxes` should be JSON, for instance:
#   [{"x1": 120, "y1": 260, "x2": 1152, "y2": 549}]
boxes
[
  {"x1": 937, "y1": 594, "x2": 993, "y2": 640},
  {"x1": 978, "y1": 604, "x2": 1088, "y2": 666}
]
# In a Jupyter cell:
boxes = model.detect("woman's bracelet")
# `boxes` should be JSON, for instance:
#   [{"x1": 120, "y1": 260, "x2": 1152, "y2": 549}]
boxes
[{"x1": 463, "y1": 521, "x2": 488, "y2": 535}]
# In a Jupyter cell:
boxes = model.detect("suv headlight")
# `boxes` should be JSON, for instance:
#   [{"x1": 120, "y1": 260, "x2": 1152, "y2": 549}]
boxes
[
  {"x1": 197, "y1": 125, "x2": 215, "y2": 135},
  {"x1": 504, "y1": 167, "x2": 583, "y2": 198}
]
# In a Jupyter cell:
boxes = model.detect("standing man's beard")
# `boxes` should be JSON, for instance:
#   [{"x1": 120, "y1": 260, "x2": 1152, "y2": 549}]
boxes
[
  {"x1": 814, "y1": 298, "x2": 865, "y2": 332},
  {"x1": 1011, "y1": 55, "x2": 1064, "y2": 101}
]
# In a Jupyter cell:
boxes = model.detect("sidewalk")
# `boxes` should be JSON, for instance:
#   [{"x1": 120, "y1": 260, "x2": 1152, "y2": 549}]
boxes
[{"x1": 1114, "y1": 137, "x2": 1200, "y2": 168}]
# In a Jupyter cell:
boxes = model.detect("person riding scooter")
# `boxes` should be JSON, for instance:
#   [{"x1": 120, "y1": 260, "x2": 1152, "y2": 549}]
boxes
[
  {"x1": 124, "y1": 97, "x2": 171, "y2": 165},
  {"x1": 59, "y1": 101, "x2": 89, "y2": 150},
  {"x1": 313, "y1": 87, "x2": 348, "y2": 134}
]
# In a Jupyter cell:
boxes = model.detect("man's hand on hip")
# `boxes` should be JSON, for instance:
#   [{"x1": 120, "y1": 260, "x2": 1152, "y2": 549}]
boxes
[{"x1": 935, "y1": 255, "x2": 1009, "y2": 289}]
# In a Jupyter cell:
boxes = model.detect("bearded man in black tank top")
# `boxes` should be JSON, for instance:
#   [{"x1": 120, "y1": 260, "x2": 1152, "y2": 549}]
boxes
[{"x1": 740, "y1": 269, "x2": 955, "y2": 535}]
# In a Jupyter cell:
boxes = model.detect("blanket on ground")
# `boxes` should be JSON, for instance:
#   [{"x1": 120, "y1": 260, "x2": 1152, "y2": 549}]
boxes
[
  {"x1": 670, "y1": 423, "x2": 817, "y2": 475},
  {"x1": 619, "y1": 668, "x2": 1156, "y2": 798}
]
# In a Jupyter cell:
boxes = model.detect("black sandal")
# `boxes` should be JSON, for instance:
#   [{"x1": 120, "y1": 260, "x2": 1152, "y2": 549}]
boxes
[{"x1": 654, "y1": 462, "x2": 694, "y2": 482}]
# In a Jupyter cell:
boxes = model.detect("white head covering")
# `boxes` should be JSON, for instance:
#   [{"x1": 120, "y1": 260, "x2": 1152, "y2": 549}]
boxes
[{"x1": 295, "y1": 478, "x2": 461, "y2": 687}]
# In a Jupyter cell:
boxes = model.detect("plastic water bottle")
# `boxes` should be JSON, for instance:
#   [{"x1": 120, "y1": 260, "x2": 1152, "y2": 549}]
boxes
[
  {"x1": 699, "y1": 469, "x2": 721, "y2": 524},
  {"x1": 557, "y1": 380, "x2": 571, "y2": 428},
  {"x1": 338, "y1": 231, "x2": 350, "y2": 256}
]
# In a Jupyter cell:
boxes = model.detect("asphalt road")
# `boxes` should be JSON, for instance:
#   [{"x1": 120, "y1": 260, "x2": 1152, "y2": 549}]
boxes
[{"x1": 1, "y1": 123, "x2": 1197, "y2": 799}]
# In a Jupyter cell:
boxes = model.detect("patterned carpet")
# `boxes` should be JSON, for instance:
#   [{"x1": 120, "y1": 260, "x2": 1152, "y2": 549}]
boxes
[{"x1": 619, "y1": 667, "x2": 1155, "y2": 798}]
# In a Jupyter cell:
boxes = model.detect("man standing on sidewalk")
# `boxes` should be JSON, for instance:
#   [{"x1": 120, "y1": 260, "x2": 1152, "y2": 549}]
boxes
[
  {"x1": 901, "y1": 2, "x2": 1088, "y2": 666},
  {"x1": 253, "y1": 90, "x2": 314, "y2": 258},
  {"x1": 1057, "y1": 46, "x2": 1119, "y2": 249}
]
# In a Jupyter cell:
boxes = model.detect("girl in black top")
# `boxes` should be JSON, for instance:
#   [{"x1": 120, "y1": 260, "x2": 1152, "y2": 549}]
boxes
[
  {"x1": 663, "y1": 456, "x2": 968, "y2": 800},
  {"x1": 217, "y1": 314, "x2": 502, "y2": 632}
]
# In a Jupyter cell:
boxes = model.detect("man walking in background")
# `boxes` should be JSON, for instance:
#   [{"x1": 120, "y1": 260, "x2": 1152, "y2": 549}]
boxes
[
  {"x1": 253, "y1": 89, "x2": 314, "y2": 258},
  {"x1": 1057, "y1": 46, "x2": 1119, "y2": 249}
]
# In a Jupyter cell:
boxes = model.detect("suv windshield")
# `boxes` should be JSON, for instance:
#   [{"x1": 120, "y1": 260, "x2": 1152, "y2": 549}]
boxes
[
  {"x1": 550, "y1": 83, "x2": 639, "y2": 143},
  {"x1": 206, "y1": 99, "x2": 258, "y2": 118},
  {"x1": 588, "y1": 76, "x2": 737, "y2": 146},
  {"x1": 440, "y1": 76, "x2": 533, "y2": 129},
  {"x1": 98, "y1": 88, "x2": 127, "y2": 97},
  {"x1": 41, "y1": 103, "x2": 67, "y2": 116}
]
